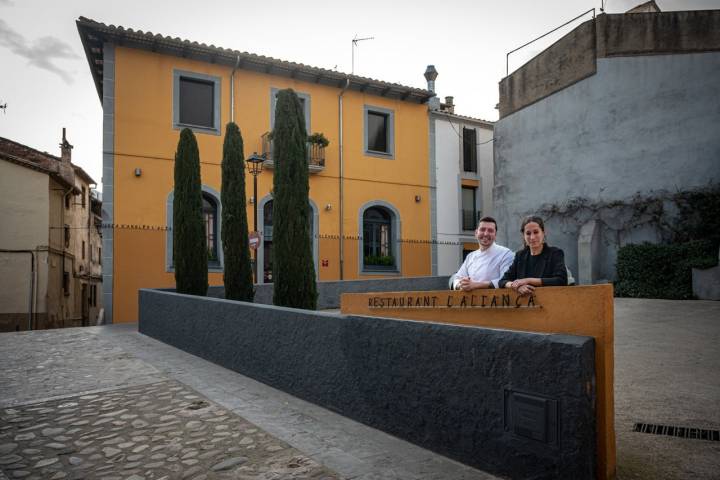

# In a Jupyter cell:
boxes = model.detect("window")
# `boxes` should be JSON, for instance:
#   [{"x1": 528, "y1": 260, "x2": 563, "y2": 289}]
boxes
[
  {"x1": 63, "y1": 271, "x2": 70, "y2": 296},
  {"x1": 81, "y1": 187, "x2": 87, "y2": 208},
  {"x1": 367, "y1": 112, "x2": 388, "y2": 152},
  {"x1": 461, "y1": 187, "x2": 477, "y2": 231},
  {"x1": 82, "y1": 241, "x2": 86, "y2": 260},
  {"x1": 261, "y1": 199, "x2": 314, "y2": 283},
  {"x1": 173, "y1": 70, "x2": 221, "y2": 134},
  {"x1": 65, "y1": 195, "x2": 70, "y2": 209},
  {"x1": 64, "y1": 224, "x2": 70, "y2": 248},
  {"x1": 362, "y1": 207, "x2": 396, "y2": 271},
  {"x1": 463, "y1": 127, "x2": 477, "y2": 173},
  {"x1": 203, "y1": 194, "x2": 219, "y2": 265},
  {"x1": 270, "y1": 88, "x2": 311, "y2": 132},
  {"x1": 166, "y1": 186, "x2": 223, "y2": 272},
  {"x1": 364, "y1": 106, "x2": 394, "y2": 158}
]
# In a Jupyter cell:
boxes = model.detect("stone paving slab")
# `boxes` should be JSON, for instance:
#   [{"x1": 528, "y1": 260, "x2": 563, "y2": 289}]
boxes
[
  {"x1": 0, "y1": 326, "x2": 494, "y2": 480},
  {"x1": 0, "y1": 329, "x2": 165, "y2": 408},
  {"x1": 0, "y1": 380, "x2": 338, "y2": 480}
]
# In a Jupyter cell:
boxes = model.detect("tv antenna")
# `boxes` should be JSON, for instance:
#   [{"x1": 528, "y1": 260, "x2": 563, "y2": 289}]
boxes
[{"x1": 351, "y1": 35, "x2": 374, "y2": 75}]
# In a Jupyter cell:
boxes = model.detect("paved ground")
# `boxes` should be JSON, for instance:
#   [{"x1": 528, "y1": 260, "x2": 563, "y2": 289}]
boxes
[
  {"x1": 0, "y1": 326, "x2": 491, "y2": 480},
  {"x1": 614, "y1": 299, "x2": 720, "y2": 480},
  {"x1": 0, "y1": 298, "x2": 718, "y2": 479}
]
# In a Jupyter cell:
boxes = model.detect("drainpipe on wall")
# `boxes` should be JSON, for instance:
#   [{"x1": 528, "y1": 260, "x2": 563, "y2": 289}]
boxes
[
  {"x1": 338, "y1": 77, "x2": 351, "y2": 280},
  {"x1": 230, "y1": 55, "x2": 241, "y2": 123},
  {"x1": 0, "y1": 249, "x2": 35, "y2": 330}
]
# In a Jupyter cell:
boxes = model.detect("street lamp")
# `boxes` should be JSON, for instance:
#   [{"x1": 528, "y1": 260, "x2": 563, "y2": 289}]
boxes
[{"x1": 246, "y1": 152, "x2": 265, "y2": 281}]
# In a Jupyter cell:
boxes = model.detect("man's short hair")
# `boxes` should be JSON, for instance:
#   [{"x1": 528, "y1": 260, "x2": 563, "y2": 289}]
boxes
[{"x1": 477, "y1": 216, "x2": 497, "y2": 230}]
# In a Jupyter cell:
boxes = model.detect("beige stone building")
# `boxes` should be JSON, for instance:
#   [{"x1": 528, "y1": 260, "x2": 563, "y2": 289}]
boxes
[{"x1": 0, "y1": 131, "x2": 102, "y2": 331}]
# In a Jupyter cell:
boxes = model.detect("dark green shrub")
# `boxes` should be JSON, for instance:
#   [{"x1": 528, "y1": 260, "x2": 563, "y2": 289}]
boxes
[
  {"x1": 173, "y1": 128, "x2": 208, "y2": 296},
  {"x1": 271, "y1": 89, "x2": 317, "y2": 309},
  {"x1": 615, "y1": 240, "x2": 717, "y2": 299},
  {"x1": 221, "y1": 122, "x2": 254, "y2": 302},
  {"x1": 671, "y1": 186, "x2": 720, "y2": 245}
]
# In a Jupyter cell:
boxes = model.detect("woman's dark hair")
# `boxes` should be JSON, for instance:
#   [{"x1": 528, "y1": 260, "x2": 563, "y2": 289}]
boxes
[{"x1": 521, "y1": 215, "x2": 545, "y2": 233}]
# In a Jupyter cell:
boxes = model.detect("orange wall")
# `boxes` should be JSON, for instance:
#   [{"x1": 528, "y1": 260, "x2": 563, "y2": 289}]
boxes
[{"x1": 112, "y1": 46, "x2": 431, "y2": 322}]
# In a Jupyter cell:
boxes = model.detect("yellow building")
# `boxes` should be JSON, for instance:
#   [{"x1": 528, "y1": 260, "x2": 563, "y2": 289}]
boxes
[{"x1": 77, "y1": 17, "x2": 434, "y2": 323}]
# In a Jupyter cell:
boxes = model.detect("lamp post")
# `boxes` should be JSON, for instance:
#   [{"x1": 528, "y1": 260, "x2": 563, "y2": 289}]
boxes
[{"x1": 246, "y1": 152, "x2": 265, "y2": 281}]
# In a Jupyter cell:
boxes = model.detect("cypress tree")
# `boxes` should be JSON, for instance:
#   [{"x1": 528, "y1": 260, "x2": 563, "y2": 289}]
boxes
[
  {"x1": 221, "y1": 122, "x2": 254, "y2": 301},
  {"x1": 173, "y1": 128, "x2": 208, "y2": 296},
  {"x1": 272, "y1": 89, "x2": 317, "y2": 309}
]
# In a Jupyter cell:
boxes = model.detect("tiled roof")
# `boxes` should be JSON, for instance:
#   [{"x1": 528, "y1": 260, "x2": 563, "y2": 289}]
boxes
[
  {"x1": 0, "y1": 136, "x2": 60, "y2": 167},
  {"x1": 431, "y1": 109, "x2": 494, "y2": 127},
  {"x1": 76, "y1": 17, "x2": 434, "y2": 105},
  {"x1": 0, "y1": 137, "x2": 75, "y2": 189},
  {"x1": 73, "y1": 164, "x2": 97, "y2": 185}
]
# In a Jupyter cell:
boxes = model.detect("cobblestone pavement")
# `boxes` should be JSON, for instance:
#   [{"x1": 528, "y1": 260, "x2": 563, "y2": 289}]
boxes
[
  {"x1": 0, "y1": 380, "x2": 337, "y2": 480},
  {"x1": 0, "y1": 329, "x2": 164, "y2": 407},
  {"x1": 0, "y1": 326, "x2": 493, "y2": 480}
]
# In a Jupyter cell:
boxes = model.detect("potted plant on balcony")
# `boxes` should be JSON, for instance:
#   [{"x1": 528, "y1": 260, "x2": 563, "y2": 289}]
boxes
[
  {"x1": 307, "y1": 132, "x2": 329, "y2": 166},
  {"x1": 307, "y1": 132, "x2": 330, "y2": 148}
]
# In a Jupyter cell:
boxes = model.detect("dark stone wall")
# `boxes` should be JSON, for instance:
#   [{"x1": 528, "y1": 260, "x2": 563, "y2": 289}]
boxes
[
  {"x1": 139, "y1": 289, "x2": 597, "y2": 479},
  {"x1": 499, "y1": 19, "x2": 597, "y2": 118},
  {"x1": 0, "y1": 312, "x2": 50, "y2": 332},
  {"x1": 207, "y1": 275, "x2": 451, "y2": 309},
  {"x1": 499, "y1": 10, "x2": 720, "y2": 118},
  {"x1": 597, "y1": 10, "x2": 720, "y2": 58}
]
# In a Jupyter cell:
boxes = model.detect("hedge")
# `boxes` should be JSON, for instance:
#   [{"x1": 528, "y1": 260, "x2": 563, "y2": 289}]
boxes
[{"x1": 615, "y1": 240, "x2": 717, "y2": 299}]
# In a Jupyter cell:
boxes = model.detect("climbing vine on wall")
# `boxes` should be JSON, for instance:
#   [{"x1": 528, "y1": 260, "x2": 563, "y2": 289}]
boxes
[{"x1": 535, "y1": 184, "x2": 720, "y2": 248}]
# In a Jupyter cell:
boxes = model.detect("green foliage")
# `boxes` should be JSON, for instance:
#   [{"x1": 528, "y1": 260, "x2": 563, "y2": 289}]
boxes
[
  {"x1": 615, "y1": 240, "x2": 717, "y2": 299},
  {"x1": 670, "y1": 186, "x2": 720, "y2": 245},
  {"x1": 271, "y1": 89, "x2": 317, "y2": 309},
  {"x1": 221, "y1": 122, "x2": 254, "y2": 302},
  {"x1": 364, "y1": 255, "x2": 395, "y2": 266},
  {"x1": 173, "y1": 128, "x2": 208, "y2": 296},
  {"x1": 307, "y1": 132, "x2": 330, "y2": 148}
]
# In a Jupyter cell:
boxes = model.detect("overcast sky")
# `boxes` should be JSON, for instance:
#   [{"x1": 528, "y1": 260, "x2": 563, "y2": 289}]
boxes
[{"x1": 1, "y1": 0, "x2": 718, "y2": 188}]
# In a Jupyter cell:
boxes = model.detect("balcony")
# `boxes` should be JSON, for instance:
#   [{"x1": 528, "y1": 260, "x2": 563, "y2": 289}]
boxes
[{"x1": 261, "y1": 132, "x2": 326, "y2": 173}]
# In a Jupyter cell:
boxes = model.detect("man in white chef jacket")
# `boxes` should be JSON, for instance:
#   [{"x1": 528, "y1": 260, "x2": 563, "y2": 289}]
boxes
[{"x1": 452, "y1": 217, "x2": 514, "y2": 291}]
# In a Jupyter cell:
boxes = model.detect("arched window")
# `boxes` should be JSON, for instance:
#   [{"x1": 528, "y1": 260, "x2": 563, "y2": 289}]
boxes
[
  {"x1": 363, "y1": 206, "x2": 396, "y2": 271},
  {"x1": 261, "y1": 200, "x2": 315, "y2": 283},
  {"x1": 203, "y1": 194, "x2": 219, "y2": 265},
  {"x1": 165, "y1": 186, "x2": 223, "y2": 272}
]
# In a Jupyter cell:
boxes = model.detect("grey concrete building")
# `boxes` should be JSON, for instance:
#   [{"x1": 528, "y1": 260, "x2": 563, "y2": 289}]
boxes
[{"x1": 493, "y1": 8, "x2": 720, "y2": 283}]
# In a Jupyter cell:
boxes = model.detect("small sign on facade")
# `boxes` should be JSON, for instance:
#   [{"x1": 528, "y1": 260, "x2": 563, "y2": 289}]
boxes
[{"x1": 248, "y1": 231, "x2": 260, "y2": 250}]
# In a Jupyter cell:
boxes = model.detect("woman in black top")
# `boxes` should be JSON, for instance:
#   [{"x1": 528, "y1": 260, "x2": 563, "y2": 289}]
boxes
[{"x1": 500, "y1": 216, "x2": 568, "y2": 296}]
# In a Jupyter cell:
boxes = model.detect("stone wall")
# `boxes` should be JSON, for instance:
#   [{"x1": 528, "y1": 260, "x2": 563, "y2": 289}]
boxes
[
  {"x1": 499, "y1": 19, "x2": 597, "y2": 117},
  {"x1": 139, "y1": 289, "x2": 597, "y2": 479},
  {"x1": 207, "y1": 275, "x2": 451, "y2": 309},
  {"x1": 494, "y1": 50, "x2": 720, "y2": 280},
  {"x1": 499, "y1": 10, "x2": 720, "y2": 118}
]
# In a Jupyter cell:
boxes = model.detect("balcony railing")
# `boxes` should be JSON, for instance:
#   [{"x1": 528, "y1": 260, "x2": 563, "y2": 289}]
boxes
[{"x1": 261, "y1": 132, "x2": 326, "y2": 173}]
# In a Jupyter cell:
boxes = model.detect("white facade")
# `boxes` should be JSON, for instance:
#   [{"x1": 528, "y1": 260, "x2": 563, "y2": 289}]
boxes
[{"x1": 431, "y1": 110, "x2": 493, "y2": 276}]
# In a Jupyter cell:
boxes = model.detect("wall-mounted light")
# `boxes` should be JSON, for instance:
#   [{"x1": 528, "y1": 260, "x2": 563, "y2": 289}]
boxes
[
  {"x1": 325, "y1": 203, "x2": 332, "y2": 211},
  {"x1": 414, "y1": 195, "x2": 422, "y2": 203},
  {"x1": 249, "y1": 196, "x2": 255, "y2": 204},
  {"x1": 134, "y1": 168, "x2": 142, "y2": 177}
]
